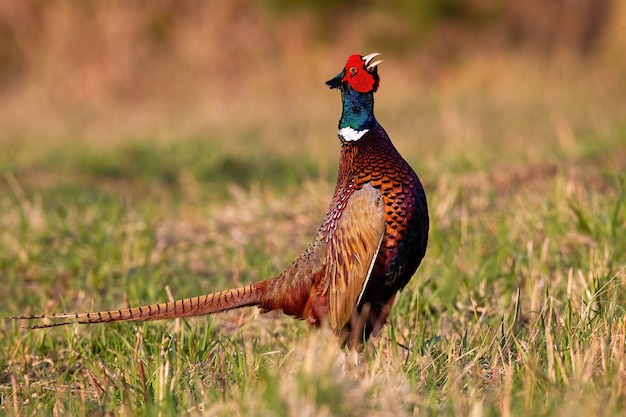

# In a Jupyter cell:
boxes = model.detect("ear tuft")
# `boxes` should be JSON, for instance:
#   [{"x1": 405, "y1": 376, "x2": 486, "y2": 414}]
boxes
[{"x1": 326, "y1": 74, "x2": 343, "y2": 89}]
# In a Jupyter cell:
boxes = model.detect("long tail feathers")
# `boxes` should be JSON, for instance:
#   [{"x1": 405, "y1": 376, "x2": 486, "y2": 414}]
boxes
[{"x1": 11, "y1": 282, "x2": 267, "y2": 329}]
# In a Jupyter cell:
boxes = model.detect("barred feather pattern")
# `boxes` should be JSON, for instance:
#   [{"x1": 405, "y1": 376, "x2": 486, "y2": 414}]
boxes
[{"x1": 12, "y1": 283, "x2": 267, "y2": 329}]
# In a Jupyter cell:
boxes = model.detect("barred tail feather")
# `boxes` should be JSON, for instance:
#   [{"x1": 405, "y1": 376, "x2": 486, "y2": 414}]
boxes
[{"x1": 12, "y1": 282, "x2": 267, "y2": 329}]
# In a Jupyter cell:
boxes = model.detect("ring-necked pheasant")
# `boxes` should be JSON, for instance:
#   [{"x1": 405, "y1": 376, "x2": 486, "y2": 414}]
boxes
[{"x1": 13, "y1": 53, "x2": 429, "y2": 348}]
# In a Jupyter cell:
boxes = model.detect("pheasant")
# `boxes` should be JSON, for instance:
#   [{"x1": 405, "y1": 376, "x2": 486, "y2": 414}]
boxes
[{"x1": 13, "y1": 53, "x2": 429, "y2": 348}]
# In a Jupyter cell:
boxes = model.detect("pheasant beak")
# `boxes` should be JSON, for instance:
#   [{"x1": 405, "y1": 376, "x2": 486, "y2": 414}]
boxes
[{"x1": 362, "y1": 52, "x2": 383, "y2": 71}]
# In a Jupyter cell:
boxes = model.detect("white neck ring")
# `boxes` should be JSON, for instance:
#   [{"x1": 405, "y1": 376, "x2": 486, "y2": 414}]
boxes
[{"x1": 338, "y1": 127, "x2": 369, "y2": 142}]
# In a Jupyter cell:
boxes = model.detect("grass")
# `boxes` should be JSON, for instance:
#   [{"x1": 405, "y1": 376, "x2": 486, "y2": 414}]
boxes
[{"x1": 1, "y1": 48, "x2": 626, "y2": 416}]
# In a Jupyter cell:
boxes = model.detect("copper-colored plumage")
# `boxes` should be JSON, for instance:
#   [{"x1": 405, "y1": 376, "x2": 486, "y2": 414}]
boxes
[
  {"x1": 13, "y1": 285, "x2": 264, "y2": 327},
  {"x1": 12, "y1": 54, "x2": 429, "y2": 349}
]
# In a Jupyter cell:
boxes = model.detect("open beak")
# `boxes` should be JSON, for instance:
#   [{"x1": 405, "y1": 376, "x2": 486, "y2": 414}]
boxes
[{"x1": 362, "y1": 52, "x2": 383, "y2": 71}]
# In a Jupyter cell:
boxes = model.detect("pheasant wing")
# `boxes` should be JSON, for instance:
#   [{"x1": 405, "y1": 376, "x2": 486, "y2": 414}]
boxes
[{"x1": 327, "y1": 183, "x2": 385, "y2": 331}]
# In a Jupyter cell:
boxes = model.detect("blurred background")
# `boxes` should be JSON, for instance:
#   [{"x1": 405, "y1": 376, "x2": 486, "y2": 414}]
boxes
[
  {"x1": 0, "y1": 0, "x2": 625, "y2": 226},
  {"x1": 0, "y1": 0, "x2": 622, "y2": 151}
]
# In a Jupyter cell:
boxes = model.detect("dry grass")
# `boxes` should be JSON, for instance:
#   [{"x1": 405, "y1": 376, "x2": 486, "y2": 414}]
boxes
[{"x1": 1, "y1": 2, "x2": 626, "y2": 416}]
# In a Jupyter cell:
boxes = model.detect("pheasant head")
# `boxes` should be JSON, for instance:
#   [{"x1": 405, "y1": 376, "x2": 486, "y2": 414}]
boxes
[
  {"x1": 326, "y1": 53, "x2": 384, "y2": 142},
  {"x1": 326, "y1": 52, "x2": 383, "y2": 93}
]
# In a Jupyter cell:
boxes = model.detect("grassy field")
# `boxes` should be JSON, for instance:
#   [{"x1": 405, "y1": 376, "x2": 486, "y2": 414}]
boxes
[{"x1": 1, "y1": 32, "x2": 626, "y2": 417}]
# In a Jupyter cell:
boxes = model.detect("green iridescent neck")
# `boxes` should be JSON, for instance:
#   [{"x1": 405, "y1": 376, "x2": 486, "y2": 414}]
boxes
[{"x1": 338, "y1": 88, "x2": 379, "y2": 132}]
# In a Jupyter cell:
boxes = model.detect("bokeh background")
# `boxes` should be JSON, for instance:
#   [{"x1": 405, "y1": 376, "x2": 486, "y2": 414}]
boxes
[{"x1": 0, "y1": 0, "x2": 623, "y2": 157}]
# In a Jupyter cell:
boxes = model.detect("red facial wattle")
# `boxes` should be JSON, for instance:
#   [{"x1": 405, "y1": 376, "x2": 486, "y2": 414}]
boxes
[{"x1": 341, "y1": 54, "x2": 379, "y2": 93}]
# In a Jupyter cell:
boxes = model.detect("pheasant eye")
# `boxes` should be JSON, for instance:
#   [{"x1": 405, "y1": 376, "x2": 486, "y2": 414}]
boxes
[{"x1": 349, "y1": 66, "x2": 357, "y2": 74}]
